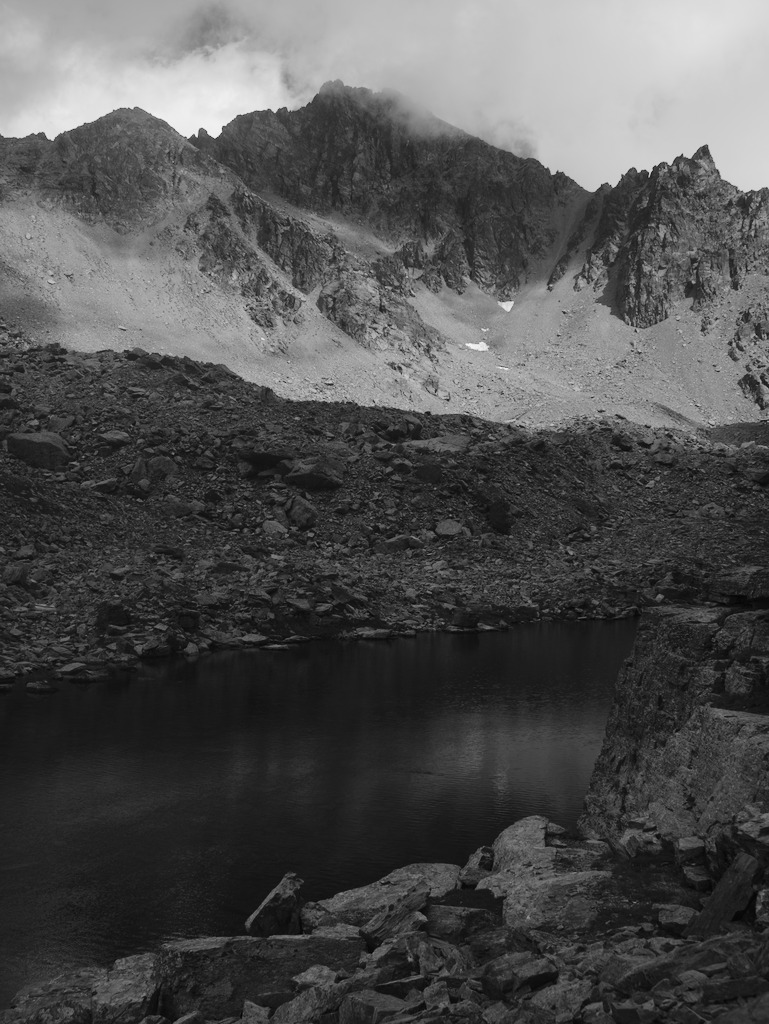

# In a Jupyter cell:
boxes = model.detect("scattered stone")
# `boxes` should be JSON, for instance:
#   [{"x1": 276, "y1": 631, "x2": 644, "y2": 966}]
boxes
[
  {"x1": 338, "y1": 990, "x2": 406, "y2": 1024},
  {"x1": 434, "y1": 519, "x2": 463, "y2": 537},
  {"x1": 99, "y1": 430, "x2": 131, "y2": 448},
  {"x1": 482, "y1": 951, "x2": 558, "y2": 999},
  {"x1": 657, "y1": 904, "x2": 697, "y2": 936}
]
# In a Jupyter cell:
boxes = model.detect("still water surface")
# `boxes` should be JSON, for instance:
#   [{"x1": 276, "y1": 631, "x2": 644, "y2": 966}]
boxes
[{"x1": 0, "y1": 622, "x2": 635, "y2": 1005}]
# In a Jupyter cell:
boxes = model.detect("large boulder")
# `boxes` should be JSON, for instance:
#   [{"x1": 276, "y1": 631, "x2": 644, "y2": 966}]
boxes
[
  {"x1": 476, "y1": 816, "x2": 612, "y2": 932},
  {"x1": 491, "y1": 816, "x2": 551, "y2": 872},
  {"x1": 7, "y1": 431, "x2": 70, "y2": 469}
]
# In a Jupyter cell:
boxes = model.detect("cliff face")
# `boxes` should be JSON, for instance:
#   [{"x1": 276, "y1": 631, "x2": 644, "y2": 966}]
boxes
[
  {"x1": 582, "y1": 570, "x2": 769, "y2": 865},
  {"x1": 572, "y1": 147, "x2": 769, "y2": 327},
  {"x1": 193, "y1": 81, "x2": 588, "y2": 299}
]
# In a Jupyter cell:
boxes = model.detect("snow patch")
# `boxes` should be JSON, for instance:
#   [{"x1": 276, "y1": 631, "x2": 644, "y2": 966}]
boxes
[
  {"x1": 497, "y1": 300, "x2": 515, "y2": 312},
  {"x1": 465, "y1": 341, "x2": 489, "y2": 352}
]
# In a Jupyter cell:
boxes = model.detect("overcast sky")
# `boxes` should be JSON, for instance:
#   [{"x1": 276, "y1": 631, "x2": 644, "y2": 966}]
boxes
[{"x1": 1, "y1": 0, "x2": 767, "y2": 192}]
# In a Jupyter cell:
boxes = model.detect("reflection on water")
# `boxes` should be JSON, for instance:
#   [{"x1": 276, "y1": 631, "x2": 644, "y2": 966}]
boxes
[{"x1": 0, "y1": 621, "x2": 635, "y2": 1005}]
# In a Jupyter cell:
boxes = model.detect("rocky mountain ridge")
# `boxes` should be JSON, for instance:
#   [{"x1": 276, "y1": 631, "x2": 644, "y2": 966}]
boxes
[
  {"x1": 191, "y1": 81, "x2": 586, "y2": 299},
  {"x1": 2, "y1": 83, "x2": 768, "y2": 426}
]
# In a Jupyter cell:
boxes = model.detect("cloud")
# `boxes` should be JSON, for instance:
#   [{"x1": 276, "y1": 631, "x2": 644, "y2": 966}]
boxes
[
  {"x1": 0, "y1": 0, "x2": 768, "y2": 192},
  {"x1": 167, "y1": 3, "x2": 249, "y2": 57}
]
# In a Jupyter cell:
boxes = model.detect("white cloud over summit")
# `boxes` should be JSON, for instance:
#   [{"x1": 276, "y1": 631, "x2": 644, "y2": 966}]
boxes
[{"x1": 1, "y1": 0, "x2": 768, "y2": 193}]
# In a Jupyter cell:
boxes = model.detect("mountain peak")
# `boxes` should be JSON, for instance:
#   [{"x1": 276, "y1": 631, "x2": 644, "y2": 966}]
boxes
[
  {"x1": 63, "y1": 106, "x2": 183, "y2": 140},
  {"x1": 310, "y1": 80, "x2": 465, "y2": 141},
  {"x1": 691, "y1": 143, "x2": 715, "y2": 166},
  {"x1": 669, "y1": 143, "x2": 720, "y2": 182}
]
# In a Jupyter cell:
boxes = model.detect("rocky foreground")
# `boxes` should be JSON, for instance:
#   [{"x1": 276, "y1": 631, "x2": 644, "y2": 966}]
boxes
[
  {"x1": 6, "y1": 814, "x2": 769, "y2": 1024},
  {"x1": 1, "y1": 324, "x2": 769, "y2": 684}
]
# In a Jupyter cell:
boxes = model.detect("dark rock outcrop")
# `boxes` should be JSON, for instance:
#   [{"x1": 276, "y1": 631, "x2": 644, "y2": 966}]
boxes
[
  {"x1": 582, "y1": 574, "x2": 769, "y2": 865},
  {"x1": 192, "y1": 81, "x2": 588, "y2": 298},
  {"x1": 185, "y1": 193, "x2": 304, "y2": 329},
  {"x1": 573, "y1": 145, "x2": 769, "y2": 329}
]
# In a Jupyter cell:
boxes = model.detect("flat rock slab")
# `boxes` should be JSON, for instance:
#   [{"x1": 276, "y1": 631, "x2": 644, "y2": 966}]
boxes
[
  {"x1": 158, "y1": 932, "x2": 366, "y2": 1018},
  {"x1": 320, "y1": 864, "x2": 460, "y2": 927}
]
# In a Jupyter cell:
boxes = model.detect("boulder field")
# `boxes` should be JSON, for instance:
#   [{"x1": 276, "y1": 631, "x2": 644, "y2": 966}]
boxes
[{"x1": 1, "y1": 325, "x2": 768, "y2": 684}]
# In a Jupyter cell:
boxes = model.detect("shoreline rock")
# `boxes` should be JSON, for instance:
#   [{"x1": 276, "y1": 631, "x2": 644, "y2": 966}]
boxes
[
  {"x1": 581, "y1": 582, "x2": 769, "y2": 880},
  {"x1": 7, "y1": 814, "x2": 769, "y2": 1024}
]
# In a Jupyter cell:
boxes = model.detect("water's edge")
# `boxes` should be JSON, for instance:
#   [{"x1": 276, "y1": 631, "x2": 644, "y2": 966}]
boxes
[{"x1": 0, "y1": 622, "x2": 636, "y2": 1006}]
